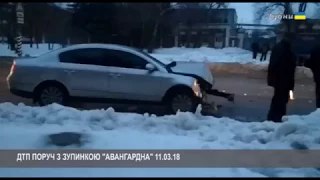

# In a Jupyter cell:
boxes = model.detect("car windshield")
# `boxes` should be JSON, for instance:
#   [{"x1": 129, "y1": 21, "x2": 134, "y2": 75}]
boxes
[{"x1": 131, "y1": 48, "x2": 168, "y2": 67}]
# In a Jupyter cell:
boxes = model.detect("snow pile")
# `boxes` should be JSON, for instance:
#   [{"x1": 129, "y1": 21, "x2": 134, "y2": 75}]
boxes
[
  {"x1": 0, "y1": 44, "x2": 62, "y2": 57},
  {"x1": 295, "y1": 66, "x2": 314, "y2": 79},
  {"x1": 151, "y1": 47, "x2": 269, "y2": 65},
  {"x1": 0, "y1": 103, "x2": 320, "y2": 177}
]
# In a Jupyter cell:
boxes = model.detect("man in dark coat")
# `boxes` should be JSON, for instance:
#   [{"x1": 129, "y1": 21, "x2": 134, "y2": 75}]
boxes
[
  {"x1": 251, "y1": 42, "x2": 259, "y2": 60},
  {"x1": 267, "y1": 33, "x2": 297, "y2": 122},
  {"x1": 305, "y1": 43, "x2": 320, "y2": 108},
  {"x1": 260, "y1": 43, "x2": 269, "y2": 61}
]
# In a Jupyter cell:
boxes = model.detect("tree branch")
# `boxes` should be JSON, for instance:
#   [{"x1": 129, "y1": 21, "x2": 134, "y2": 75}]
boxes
[{"x1": 255, "y1": 2, "x2": 286, "y2": 22}]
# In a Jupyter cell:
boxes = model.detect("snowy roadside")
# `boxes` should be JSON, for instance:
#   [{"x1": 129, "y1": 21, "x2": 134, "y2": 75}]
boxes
[
  {"x1": 0, "y1": 44, "x2": 62, "y2": 57},
  {"x1": 1, "y1": 103, "x2": 320, "y2": 177},
  {"x1": 151, "y1": 47, "x2": 269, "y2": 64},
  {"x1": 207, "y1": 62, "x2": 313, "y2": 80},
  {"x1": 0, "y1": 45, "x2": 314, "y2": 79},
  {"x1": 151, "y1": 47, "x2": 313, "y2": 80}
]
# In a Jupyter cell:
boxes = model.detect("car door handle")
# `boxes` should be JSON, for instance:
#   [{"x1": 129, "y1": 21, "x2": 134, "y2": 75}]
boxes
[
  {"x1": 64, "y1": 70, "x2": 75, "y2": 73},
  {"x1": 109, "y1": 73, "x2": 121, "y2": 78}
]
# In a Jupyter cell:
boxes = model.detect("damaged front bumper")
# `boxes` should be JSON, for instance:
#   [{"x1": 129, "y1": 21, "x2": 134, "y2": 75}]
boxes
[
  {"x1": 198, "y1": 89, "x2": 235, "y2": 112},
  {"x1": 206, "y1": 89, "x2": 234, "y2": 102},
  {"x1": 200, "y1": 89, "x2": 234, "y2": 104}
]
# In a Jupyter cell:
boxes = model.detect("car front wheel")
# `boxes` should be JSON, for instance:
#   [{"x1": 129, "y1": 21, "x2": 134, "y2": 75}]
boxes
[{"x1": 168, "y1": 92, "x2": 199, "y2": 113}]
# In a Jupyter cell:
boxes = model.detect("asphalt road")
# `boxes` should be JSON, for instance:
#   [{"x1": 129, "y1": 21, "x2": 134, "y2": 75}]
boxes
[
  {"x1": 213, "y1": 75, "x2": 315, "y2": 122},
  {"x1": 0, "y1": 59, "x2": 316, "y2": 122}
]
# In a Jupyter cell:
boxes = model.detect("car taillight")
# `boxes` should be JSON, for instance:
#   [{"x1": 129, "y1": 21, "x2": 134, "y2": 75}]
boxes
[{"x1": 10, "y1": 61, "x2": 16, "y2": 73}]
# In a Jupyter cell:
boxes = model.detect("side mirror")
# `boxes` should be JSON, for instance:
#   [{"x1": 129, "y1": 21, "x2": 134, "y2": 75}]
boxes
[{"x1": 145, "y1": 63, "x2": 156, "y2": 73}]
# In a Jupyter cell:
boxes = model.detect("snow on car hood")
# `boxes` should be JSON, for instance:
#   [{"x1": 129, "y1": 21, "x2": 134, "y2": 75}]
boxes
[{"x1": 170, "y1": 61, "x2": 214, "y2": 86}]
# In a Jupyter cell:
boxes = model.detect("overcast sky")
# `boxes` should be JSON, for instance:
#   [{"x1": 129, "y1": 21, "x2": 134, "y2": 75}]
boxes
[{"x1": 230, "y1": 3, "x2": 254, "y2": 24}]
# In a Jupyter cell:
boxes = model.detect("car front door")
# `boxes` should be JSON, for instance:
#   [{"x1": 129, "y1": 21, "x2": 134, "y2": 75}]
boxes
[
  {"x1": 100, "y1": 49, "x2": 165, "y2": 102},
  {"x1": 58, "y1": 48, "x2": 109, "y2": 98}
]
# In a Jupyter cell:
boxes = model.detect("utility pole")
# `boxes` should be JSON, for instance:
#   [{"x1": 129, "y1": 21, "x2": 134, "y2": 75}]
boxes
[
  {"x1": 283, "y1": 2, "x2": 293, "y2": 33},
  {"x1": 15, "y1": 3, "x2": 24, "y2": 57}
]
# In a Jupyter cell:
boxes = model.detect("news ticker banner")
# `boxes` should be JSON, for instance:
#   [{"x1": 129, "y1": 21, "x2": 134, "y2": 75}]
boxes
[{"x1": 1, "y1": 150, "x2": 320, "y2": 168}]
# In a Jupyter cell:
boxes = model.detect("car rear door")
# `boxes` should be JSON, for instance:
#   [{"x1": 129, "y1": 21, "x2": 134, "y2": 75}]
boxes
[{"x1": 58, "y1": 48, "x2": 109, "y2": 98}]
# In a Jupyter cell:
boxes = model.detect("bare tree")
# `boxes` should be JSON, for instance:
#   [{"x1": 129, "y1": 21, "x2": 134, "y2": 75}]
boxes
[
  {"x1": 176, "y1": 3, "x2": 202, "y2": 48},
  {"x1": 176, "y1": 2, "x2": 228, "y2": 48},
  {"x1": 24, "y1": 3, "x2": 68, "y2": 49},
  {"x1": 255, "y1": 2, "x2": 320, "y2": 27},
  {"x1": 255, "y1": 2, "x2": 320, "y2": 35},
  {"x1": 130, "y1": 3, "x2": 151, "y2": 47},
  {"x1": 125, "y1": 3, "x2": 165, "y2": 49},
  {"x1": 204, "y1": 3, "x2": 228, "y2": 24},
  {"x1": 147, "y1": 3, "x2": 180, "y2": 52},
  {"x1": 254, "y1": 2, "x2": 292, "y2": 22},
  {"x1": 312, "y1": 4, "x2": 320, "y2": 18},
  {"x1": 298, "y1": 2, "x2": 307, "y2": 12},
  {"x1": 254, "y1": 2, "x2": 294, "y2": 34},
  {"x1": 24, "y1": 3, "x2": 53, "y2": 49},
  {"x1": 43, "y1": 4, "x2": 59, "y2": 50},
  {"x1": 24, "y1": 3, "x2": 42, "y2": 48},
  {"x1": 0, "y1": 3, "x2": 7, "y2": 44},
  {"x1": 298, "y1": 2, "x2": 320, "y2": 13}
]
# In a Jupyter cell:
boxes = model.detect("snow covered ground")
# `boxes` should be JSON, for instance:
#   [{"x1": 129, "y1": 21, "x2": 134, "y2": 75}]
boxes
[
  {"x1": 0, "y1": 43, "x2": 62, "y2": 57},
  {"x1": 150, "y1": 47, "x2": 313, "y2": 79},
  {"x1": 0, "y1": 43, "x2": 266, "y2": 64},
  {"x1": 1, "y1": 103, "x2": 320, "y2": 177},
  {"x1": 151, "y1": 47, "x2": 270, "y2": 65}
]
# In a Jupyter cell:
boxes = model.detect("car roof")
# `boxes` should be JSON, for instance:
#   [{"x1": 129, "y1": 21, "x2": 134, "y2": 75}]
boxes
[
  {"x1": 39, "y1": 43, "x2": 167, "y2": 68},
  {"x1": 42, "y1": 43, "x2": 140, "y2": 57},
  {"x1": 61, "y1": 43, "x2": 135, "y2": 51}
]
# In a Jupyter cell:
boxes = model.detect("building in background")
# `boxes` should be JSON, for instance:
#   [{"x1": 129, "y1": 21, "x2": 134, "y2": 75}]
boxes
[{"x1": 169, "y1": 8, "x2": 245, "y2": 48}]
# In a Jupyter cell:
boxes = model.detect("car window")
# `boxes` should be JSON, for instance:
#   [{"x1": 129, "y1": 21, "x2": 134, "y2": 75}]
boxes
[
  {"x1": 59, "y1": 48, "x2": 105, "y2": 65},
  {"x1": 104, "y1": 49, "x2": 148, "y2": 69},
  {"x1": 131, "y1": 47, "x2": 166, "y2": 67},
  {"x1": 59, "y1": 48, "x2": 149, "y2": 70}
]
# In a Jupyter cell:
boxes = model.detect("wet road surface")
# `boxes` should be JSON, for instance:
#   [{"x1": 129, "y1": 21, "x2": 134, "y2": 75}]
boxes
[{"x1": 214, "y1": 75, "x2": 315, "y2": 122}]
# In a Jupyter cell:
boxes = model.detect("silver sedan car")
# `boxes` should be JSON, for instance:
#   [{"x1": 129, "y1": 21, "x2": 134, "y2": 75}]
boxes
[{"x1": 7, "y1": 44, "x2": 215, "y2": 113}]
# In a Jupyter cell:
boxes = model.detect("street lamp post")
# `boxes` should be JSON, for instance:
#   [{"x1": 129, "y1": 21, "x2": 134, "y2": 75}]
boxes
[{"x1": 15, "y1": 3, "x2": 24, "y2": 57}]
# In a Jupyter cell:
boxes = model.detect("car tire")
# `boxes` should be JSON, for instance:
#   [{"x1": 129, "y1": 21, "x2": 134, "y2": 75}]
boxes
[
  {"x1": 167, "y1": 91, "x2": 199, "y2": 114},
  {"x1": 35, "y1": 84, "x2": 68, "y2": 106}
]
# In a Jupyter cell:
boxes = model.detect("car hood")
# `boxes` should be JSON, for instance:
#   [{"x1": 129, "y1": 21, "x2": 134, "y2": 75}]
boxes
[{"x1": 169, "y1": 61, "x2": 214, "y2": 87}]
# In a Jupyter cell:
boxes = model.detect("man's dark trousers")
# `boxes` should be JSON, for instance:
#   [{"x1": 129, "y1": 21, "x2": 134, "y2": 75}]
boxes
[
  {"x1": 253, "y1": 51, "x2": 257, "y2": 59},
  {"x1": 260, "y1": 53, "x2": 267, "y2": 61},
  {"x1": 267, "y1": 87, "x2": 290, "y2": 122}
]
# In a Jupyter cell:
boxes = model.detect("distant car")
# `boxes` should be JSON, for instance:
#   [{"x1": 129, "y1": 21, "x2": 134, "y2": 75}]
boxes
[{"x1": 7, "y1": 44, "x2": 214, "y2": 113}]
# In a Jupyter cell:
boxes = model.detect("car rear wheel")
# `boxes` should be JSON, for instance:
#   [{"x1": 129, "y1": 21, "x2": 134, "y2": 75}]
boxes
[
  {"x1": 168, "y1": 93, "x2": 198, "y2": 113},
  {"x1": 36, "y1": 85, "x2": 68, "y2": 106}
]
